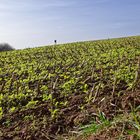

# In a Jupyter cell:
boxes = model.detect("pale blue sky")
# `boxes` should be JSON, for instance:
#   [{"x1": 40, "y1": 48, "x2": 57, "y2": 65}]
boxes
[{"x1": 0, "y1": 0, "x2": 140, "y2": 49}]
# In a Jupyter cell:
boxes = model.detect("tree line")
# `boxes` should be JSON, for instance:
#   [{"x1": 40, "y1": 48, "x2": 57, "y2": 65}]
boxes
[{"x1": 0, "y1": 43, "x2": 14, "y2": 52}]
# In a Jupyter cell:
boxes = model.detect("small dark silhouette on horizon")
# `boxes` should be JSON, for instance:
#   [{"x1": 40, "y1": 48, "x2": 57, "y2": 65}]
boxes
[
  {"x1": 54, "y1": 40, "x2": 57, "y2": 45},
  {"x1": 0, "y1": 43, "x2": 15, "y2": 52}
]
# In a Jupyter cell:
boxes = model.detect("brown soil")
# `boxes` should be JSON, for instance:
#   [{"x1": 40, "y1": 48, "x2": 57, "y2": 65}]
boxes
[{"x1": 0, "y1": 90, "x2": 140, "y2": 140}]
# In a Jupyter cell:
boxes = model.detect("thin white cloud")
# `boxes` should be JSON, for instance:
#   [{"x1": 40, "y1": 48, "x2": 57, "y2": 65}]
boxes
[
  {"x1": 93, "y1": 0, "x2": 111, "y2": 4},
  {"x1": 0, "y1": 0, "x2": 74, "y2": 23},
  {"x1": 0, "y1": 0, "x2": 76, "y2": 11}
]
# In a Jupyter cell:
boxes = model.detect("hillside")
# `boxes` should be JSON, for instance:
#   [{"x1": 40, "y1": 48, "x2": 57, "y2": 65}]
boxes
[{"x1": 0, "y1": 36, "x2": 140, "y2": 140}]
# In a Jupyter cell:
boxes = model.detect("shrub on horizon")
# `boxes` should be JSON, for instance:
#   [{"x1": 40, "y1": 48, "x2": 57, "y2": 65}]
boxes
[{"x1": 0, "y1": 43, "x2": 15, "y2": 52}]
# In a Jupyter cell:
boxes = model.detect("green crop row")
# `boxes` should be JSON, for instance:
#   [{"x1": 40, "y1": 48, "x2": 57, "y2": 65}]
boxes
[{"x1": 0, "y1": 36, "x2": 140, "y2": 119}]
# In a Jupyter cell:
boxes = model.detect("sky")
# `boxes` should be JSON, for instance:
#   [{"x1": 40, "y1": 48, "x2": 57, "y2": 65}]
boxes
[{"x1": 0, "y1": 0, "x2": 140, "y2": 49}]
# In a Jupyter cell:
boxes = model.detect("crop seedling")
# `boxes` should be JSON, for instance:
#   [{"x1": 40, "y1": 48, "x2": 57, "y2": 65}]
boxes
[{"x1": 0, "y1": 36, "x2": 140, "y2": 139}]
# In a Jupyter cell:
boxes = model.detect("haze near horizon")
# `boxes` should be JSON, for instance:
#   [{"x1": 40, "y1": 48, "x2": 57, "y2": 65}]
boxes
[{"x1": 0, "y1": 0, "x2": 140, "y2": 49}]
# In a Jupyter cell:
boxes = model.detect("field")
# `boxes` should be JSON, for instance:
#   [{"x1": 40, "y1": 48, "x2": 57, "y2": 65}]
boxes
[{"x1": 0, "y1": 36, "x2": 140, "y2": 140}]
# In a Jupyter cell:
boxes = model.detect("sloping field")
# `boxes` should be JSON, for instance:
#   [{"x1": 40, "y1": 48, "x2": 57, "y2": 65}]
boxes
[{"x1": 0, "y1": 36, "x2": 140, "y2": 139}]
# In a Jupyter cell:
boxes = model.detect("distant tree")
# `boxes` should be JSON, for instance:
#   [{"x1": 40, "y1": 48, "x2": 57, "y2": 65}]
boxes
[{"x1": 0, "y1": 43, "x2": 15, "y2": 52}]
